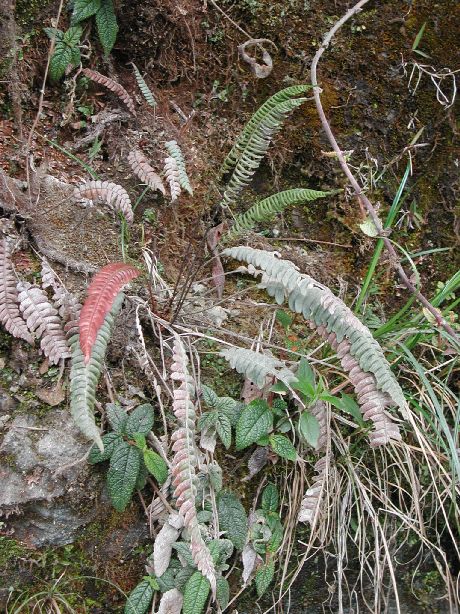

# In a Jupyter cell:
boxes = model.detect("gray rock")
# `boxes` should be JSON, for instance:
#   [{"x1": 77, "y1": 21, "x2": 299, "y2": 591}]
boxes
[{"x1": 0, "y1": 410, "x2": 103, "y2": 547}]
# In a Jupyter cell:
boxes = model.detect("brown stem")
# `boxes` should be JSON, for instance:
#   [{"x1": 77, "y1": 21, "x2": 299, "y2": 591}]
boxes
[{"x1": 310, "y1": 0, "x2": 459, "y2": 344}]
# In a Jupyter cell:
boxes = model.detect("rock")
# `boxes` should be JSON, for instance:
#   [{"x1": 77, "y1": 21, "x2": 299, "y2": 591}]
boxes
[{"x1": 0, "y1": 409, "x2": 103, "y2": 547}]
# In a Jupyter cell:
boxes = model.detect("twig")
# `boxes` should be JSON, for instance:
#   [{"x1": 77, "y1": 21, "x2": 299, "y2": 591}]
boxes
[{"x1": 310, "y1": 0, "x2": 459, "y2": 344}]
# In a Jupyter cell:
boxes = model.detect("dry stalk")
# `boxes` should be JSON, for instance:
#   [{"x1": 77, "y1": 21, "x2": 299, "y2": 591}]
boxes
[{"x1": 310, "y1": 0, "x2": 459, "y2": 344}]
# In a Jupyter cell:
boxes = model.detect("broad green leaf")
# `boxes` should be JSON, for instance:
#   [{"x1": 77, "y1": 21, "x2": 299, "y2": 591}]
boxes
[
  {"x1": 275, "y1": 308, "x2": 292, "y2": 330},
  {"x1": 298, "y1": 412, "x2": 320, "y2": 448},
  {"x1": 208, "y1": 539, "x2": 234, "y2": 567},
  {"x1": 198, "y1": 411, "x2": 218, "y2": 432},
  {"x1": 269, "y1": 434, "x2": 297, "y2": 461},
  {"x1": 106, "y1": 402, "x2": 128, "y2": 433},
  {"x1": 272, "y1": 397, "x2": 288, "y2": 414},
  {"x1": 63, "y1": 26, "x2": 83, "y2": 47},
  {"x1": 96, "y1": 0, "x2": 118, "y2": 55},
  {"x1": 183, "y1": 571, "x2": 210, "y2": 614},
  {"x1": 297, "y1": 357, "x2": 315, "y2": 386},
  {"x1": 107, "y1": 441, "x2": 140, "y2": 511},
  {"x1": 172, "y1": 542, "x2": 195, "y2": 567},
  {"x1": 271, "y1": 381, "x2": 288, "y2": 394},
  {"x1": 88, "y1": 432, "x2": 123, "y2": 464},
  {"x1": 216, "y1": 577, "x2": 230, "y2": 609},
  {"x1": 69, "y1": 46, "x2": 81, "y2": 68},
  {"x1": 49, "y1": 43, "x2": 74, "y2": 82},
  {"x1": 175, "y1": 566, "x2": 195, "y2": 591},
  {"x1": 216, "y1": 412, "x2": 232, "y2": 449},
  {"x1": 236, "y1": 399, "x2": 273, "y2": 450},
  {"x1": 218, "y1": 399, "x2": 243, "y2": 426},
  {"x1": 156, "y1": 567, "x2": 176, "y2": 592},
  {"x1": 135, "y1": 458, "x2": 148, "y2": 490},
  {"x1": 261, "y1": 483, "x2": 279, "y2": 513},
  {"x1": 267, "y1": 516, "x2": 283, "y2": 553},
  {"x1": 208, "y1": 462, "x2": 223, "y2": 492},
  {"x1": 125, "y1": 403, "x2": 154, "y2": 436},
  {"x1": 201, "y1": 384, "x2": 219, "y2": 408},
  {"x1": 124, "y1": 578, "x2": 154, "y2": 614},
  {"x1": 217, "y1": 491, "x2": 248, "y2": 551},
  {"x1": 143, "y1": 449, "x2": 168, "y2": 484},
  {"x1": 72, "y1": 0, "x2": 101, "y2": 23},
  {"x1": 255, "y1": 560, "x2": 275, "y2": 597},
  {"x1": 256, "y1": 434, "x2": 270, "y2": 446},
  {"x1": 323, "y1": 393, "x2": 365, "y2": 426},
  {"x1": 133, "y1": 433, "x2": 146, "y2": 450},
  {"x1": 44, "y1": 27, "x2": 64, "y2": 42}
]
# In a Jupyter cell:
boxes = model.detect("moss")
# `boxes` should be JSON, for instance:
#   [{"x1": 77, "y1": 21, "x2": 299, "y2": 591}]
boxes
[
  {"x1": 15, "y1": 0, "x2": 54, "y2": 28},
  {"x1": 0, "y1": 537, "x2": 30, "y2": 569}
]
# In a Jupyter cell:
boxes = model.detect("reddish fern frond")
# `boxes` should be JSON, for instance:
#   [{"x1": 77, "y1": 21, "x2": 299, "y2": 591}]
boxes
[
  {"x1": 82, "y1": 68, "x2": 136, "y2": 116},
  {"x1": 17, "y1": 281, "x2": 70, "y2": 364},
  {"x1": 74, "y1": 180, "x2": 134, "y2": 223},
  {"x1": 79, "y1": 263, "x2": 139, "y2": 363},
  {"x1": 163, "y1": 157, "x2": 181, "y2": 202},
  {"x1": 128, "y1": 150, "x2": 166, "y2": 195},
  {"x1": 170, "y1": 335, "x2": 217, "y2": 595},
  {"x1": 0, "y1": 237, "x2": 33, "y2": 344}
]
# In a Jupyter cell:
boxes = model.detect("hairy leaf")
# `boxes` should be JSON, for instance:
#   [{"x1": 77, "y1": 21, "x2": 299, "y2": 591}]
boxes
[
  {"x1": 157, "y1": 588, "x2": 183, "y2": 614},
  {"x1": 88, "y1": 432, "x2": 123, "y2": 463},
  {"x1": 215, "y1": 412, "x2": 232, "y2": 449},
  {"x1": 255, "y1": 560, "x2": 275, "y2": 597},
  {"x1": 236, "y1": 399, "x2": 273, "y2": 450},
  {"x1": 217, "y1": 491, "x2": 248, "y2": 550},
  {"x1": 143, "y1": 449, "x2": 168, "y2": 484},
  {"x1": 216, "y1": 577, "x2": 230, "y2": 610},
  {"x1": 79, "y1": 262, "x2": 138, "y2": 363},
  {"x1": 124, "y1": 578, "x2": 154, "y2": 614},
  {"x1": 126, "y1": 403, "x2": 154, "y2": 436},
  {"x1": 269, "y1": 433, "x2": 297, "y2": 461},
  {"x1": 106, "y1": 402, "x2": 128, "y2": 433},
  {"x1": 261, "y1": 483, "x2": 279, "y2": 512},
  {"x1": 96, "y1": 0, "x2": 118, "y2": 55},
  {"x1": 72, "y1": 0, "x2": 101, "y2": 23},
  {"x1": 183, "y1": 571, "x2": 210, "y2": 614},
  {"x1": 107, "y1": 440, "x2": 141, "y2": 511},
  {"x1": 48, "y1": 26, "x2": 82, "y2": 81},
  {"x1": 153, "y1": 515, "x2": 181, "y2": 577}
]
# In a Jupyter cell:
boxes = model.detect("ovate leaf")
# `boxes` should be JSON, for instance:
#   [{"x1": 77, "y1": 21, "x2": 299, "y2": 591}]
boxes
[
  {"x1": 261, "y1": 483, "x2": 279, "y2": 512},
  {"x1": 88, "y1": 432, "x2": 123, "y2": 464},
  {"x1": 72, "y1": 0, "x2": 101, "y2": 23},
  {"x1": 182, "y1": 571, "x2": 210, "y2": 614},
  {"x1": 200, "y1": 384, "x2": 219, "y2": 408},
  {"x1": 298, "y1": 411, "x2": 320, "y2": 448},
  {"x1": 124, "y1": 578, "x2": 154, "y2": 614},
  {"x1": 143, "y1": 449, "x2": 168, "y2": 484},
  {"x1": 323, "y1": 392, "x2": 365, "y2": 426},
  {"x1": 63, "y1": 26, "x2": 83, "y2": 47},
  {"x1": 269, "y1": 434, "x2": 297, "y2": 461},
  {"x1": 216, "y1": 577, "x2": 230, "y2": 610},
  {"x1": 217, "y1": 491, "x2": 248, "y2": 551},
  {"x1": 216, "y1": 412, "x2": 232, "y2": 449},
  {"x1": 236, "y1": 399, "x2": 273, "y2": 450},
  {"x1": 106, "y1": 402, "x2": 128, "y2": 433},
  {"x1": 125, "y1": 403, "x2": 154, "y2": 436},
  {"x1": 107, "y1": 441, "x2": 140, "y2": 511},
  {"x1": 96, "y1": 0, "x2": 118, "y2": 55},
  {"x1": 49, "y1": 42, "x2": 74, "y2": 82},
  {"x1": 255, "y1": 560, "x2": 275, "y2": 597}
]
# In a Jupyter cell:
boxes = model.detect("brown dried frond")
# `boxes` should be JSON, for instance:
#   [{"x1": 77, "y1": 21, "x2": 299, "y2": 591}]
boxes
[
  {"x1": 128, "y1": 150, "x2": 165, "y2": 195},
  {"x1": 74, "y1": 180, "x2": 134, "y2": 223},
  {"x1": 0, "y1": 236, "x2": 33, "y2": 343},
  {"x1": 163, "y1": 157, "x2": 181, "y2": 202},
  {"x1": 298, "y1": 455, "x2": 328, "y2": 525},
  {"x1": 82, "y1": 68, "x2": 136, "y2": 116},
  {"x1": 40, "y1": 259, "x2": 82, "y2": 340},
  {"x1": 17, "y1": 281, "x2": 70, "y2": 364}
]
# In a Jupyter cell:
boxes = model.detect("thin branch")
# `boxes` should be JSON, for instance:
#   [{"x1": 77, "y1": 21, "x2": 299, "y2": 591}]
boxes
[{"x1": 310, "y1": 0, "x2": 459, "y2": 344}]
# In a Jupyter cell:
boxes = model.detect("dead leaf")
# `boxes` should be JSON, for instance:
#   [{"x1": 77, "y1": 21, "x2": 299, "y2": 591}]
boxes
[{"x1": 36, "y1": 383, "x2": 65, "y2": 406}]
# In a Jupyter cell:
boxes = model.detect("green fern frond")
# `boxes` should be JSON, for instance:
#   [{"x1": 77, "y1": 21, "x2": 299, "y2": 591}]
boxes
[
  {"x1": 220, "y1": 347, "x2": 295, "y2": 388},
  {"x1": 226, "y1": 188, "x2": 337, "y2": 239},
  {"x1": 222, "y1": 247, "x2": 406, "y2": 411},
  {"x1": 221, "y1": 97, "x2": 307, "y2": 206},
  {"x1": 69, "y1": 292, "x2": 124, "y2": 451},
  {"x1": 165, "y1": 140, "x2": 193, "y2": 195},
  {"x1": 221, "y1": 85, "x2": 311, "y2": 175},
  {"x1": 132, "y1": 63, "x2": 156, "y2": 108}
]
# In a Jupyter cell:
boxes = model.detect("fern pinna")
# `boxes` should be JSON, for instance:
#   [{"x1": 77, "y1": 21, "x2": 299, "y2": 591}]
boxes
[
  {"x1": 165, "y1": 140, "x2": 193, "y2": 196},
  {"x1": 79, "y1": 262, "x2": 139, "y2": 363},
  {"x1": 226, "y1": 188, "x2": 337, "y2": 239},
  {"x1": 82, "y1": 68, "x2": 136, "y2": 116},
  {"x1": 128, "y1": 150, "x2": 165, "y2": 195},
  {"x1": 170, "y1": 335, "x2": 217, "y2": 595},
  {"x1": 74, "y1": 180, "x2": 134, "y2": 223},
  {"x1": 223, "y1": 246, "x2": 405, "y2": 446}
]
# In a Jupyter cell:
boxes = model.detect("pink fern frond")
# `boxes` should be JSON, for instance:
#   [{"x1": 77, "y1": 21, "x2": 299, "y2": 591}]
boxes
[
  {"x1": 82, "y1": 68, "x2": 136, "y2": 116},
  {"x1": 74, "y1": 180, "x2": 134, "y2": 223},
  {"x1": 128, "y1": 150, "x2": 166, "y2": 195}
]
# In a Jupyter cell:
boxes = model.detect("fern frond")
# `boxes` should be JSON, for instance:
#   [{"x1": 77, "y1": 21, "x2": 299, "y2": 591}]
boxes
[
  {"x1": 74, "y1": 180, "x2": 134, "y2": 223},
  {"x1": 82, "y1": 68, "x2": 136, "y2": 116},
  {"x1": 153, "y1": 513, "x2": 183, "y2": 577},
  {"x1": 170, "y1": 335, "x2": 217, "y2": 595},
  {"x1": 163, "y1": 157, "x2": 181, "y2": 201},
  {"x1": 165, "y1": 140, "x2": 193, "y2": 195},
  {"x1": 298, "y1": 455, "x2": 328, "y2": 525},
  {"x1": 70, "y1": 293, "x2": 124, "y2": 451},
  {"x1": 221, "y1": 85, "x2": 311, "y2": 175},
  {"x1": 221, "y1": 97, "x2": 307, "y2": 206},
  {"x1": 220, "y1": 346, "x2": 294, "y2": 389},
  {"x1": 17, "y1": 281, "x2": 70, "y2": 364},
  {"x1": 226, "y1": 188, "x2": 335, "y2": 239},
  {"x1": 131, "y1": 63, "x2": 157, "y2": 108},
  {"x1": 223, "y1": 247, "x2": 404, "y2": 445},
  {"x1": 41, "y1": 259, "x2": 82, "y2": 340},
  {"x1": 0, "y1": 237, "x2": 33, "y2": 343},
  {"x1": 79, "y1": 262, "x2": 139, "y2": 363},
  {"x1": 309, "y1": 400, "x2": 328, "y2": 452},
  {"x1": 128, "y1": 150, "x2": 165, "y2": 195}
]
